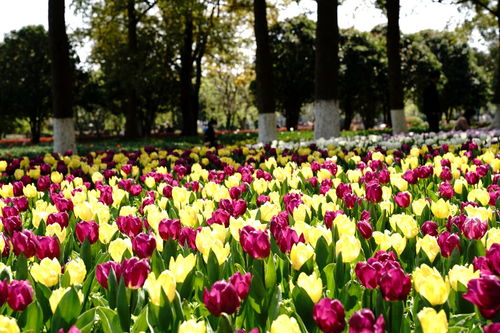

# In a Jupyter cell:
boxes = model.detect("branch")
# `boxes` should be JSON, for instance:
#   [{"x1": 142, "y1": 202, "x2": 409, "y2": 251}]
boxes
[
  {"x1": 138, "y1": 0, "x2": 158, "y2": 20},
  {"x1": 438, "y1": 0, "x2": 497, "y2": 17}
]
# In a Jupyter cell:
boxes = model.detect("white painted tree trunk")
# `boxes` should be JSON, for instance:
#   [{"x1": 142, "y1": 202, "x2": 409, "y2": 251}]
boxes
[
  {"x1": 53, "y1": 117, "x2": 76, "y2": 154},
  {"x1": 258, "y1": 113, "x2": 277, "y2": 143},
  {"x1": 313, "y1": 99, "x2": 340, "y2": 140},
  {"x1": 390, "y1": 109, "x2": 408, "y2": 134},
  {"x1": 491, "y1": 104, "x2": 500, "y2": 129}
]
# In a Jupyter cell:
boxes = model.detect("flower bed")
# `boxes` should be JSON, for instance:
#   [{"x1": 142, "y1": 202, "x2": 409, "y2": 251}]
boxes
[{"x1": 0, "y1": 130, "x2": 498, "y2": 332}]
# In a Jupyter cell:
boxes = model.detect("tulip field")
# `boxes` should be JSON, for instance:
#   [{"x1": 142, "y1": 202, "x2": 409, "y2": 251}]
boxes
[{"x1": 0, "y1": 130, "x2": 499, "y2": 333}]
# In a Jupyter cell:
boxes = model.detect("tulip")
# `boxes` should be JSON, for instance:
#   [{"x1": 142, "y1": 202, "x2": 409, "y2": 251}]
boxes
[
  {"x1": 229, "y1": 271, "x2": 252, "y2": 300},
  {"x1": 461, "y1": 217, "x2": 488, "y2": 240},
  {"x1": 178, "y1": 227, "x2": 198, "y2": 250},
  {"x1": 239, "y1": 226, "x2": 270, "y2": 259},
  {"x1": 275, "y1": 227, "x2": 304, "y2": 253},
  {"x1": 335, "y1": 236, "x2": 361, "y2": 263},
  {"x1": 297, "y1": 272, "x2": 323, "y2": 303},
  {"x1": 271, "y1": 315, "x2": 301, "y2": 333},
  {"x1": 203, "y1": 280, "x2": 240, "y2": 316},
  {"x1": 96, "y1": 261, "x2": 122, "y2": 289},
  {"x1": 365, "y1": 181, "x2": 382, "y2": 203},
  {"x1": 448, "y1": 264, "x2": 480, "y2": 291},
  {"x1": 437, "y1": 231, "x2": 460, "y2": 257},
  {"x1": 356, "y1": 220, "x2": 373, "y2": 239},
  {"x1": 438, "y1": 182, "x2": 454, "y2": 199},
  {"x1": 36, "y1": 236, "x2": 60, "y2": 260},
  {"x1": 290, "y1": 243, "x2": 314, "y2": 270},
  {"x1": 158, "y1": 218, "x2": 181, "y2": 240},
  {"x1": 65, "y1": 258, "x2": 87, "y2": 285},
  {"x1": 420, "y1": 221, "x2": 438, "y2": 236},
  {"x1": 355, "y1": 262, "x2": 378, "y2": 289},
  {"x1": 2, "y1": 215, "x2": 22, "y2": 236},
  {"x1": 0, "y1": 280, "x2": 7, "y2": 307},
  {"x1": 394, "y1": 192, "x2": 411, "y2": 207},
  {"x1": 431, "y1": 199, "x2": 450, "y2": 219},
  {"x1": 312, "y1": 298, "x2": 345, "y2": 333},
  {"x1": 462, "y1": 275, "x2": 500, "y2": 319},
  {"x1": 58, "y1": 326, "x2": 82, "y2": 333},
  {"x1": 108, "y1": 238, "x2": 132, "y2": 262},
  {"x1": 132, "y1": 233, "x2": 156, "y2": 259},
  {"x1": 49, "y1": 288, "x2": 83, "y2": 313},
  {"x1": 484, "y1": 323, "x2": 500, "y2": 333},
  {"x1": 144, "y1": 270, "x2": 176, "y2": 305},
  {"x1": 207, "y1": 209, "x2": 231, "y2": 227},
  {"x1": 416, "y1": 235, "x2": 440, "y2": 263},
  {"x1": 486, "y1": 243, "x2": 500, "y2": 276},
  {"x1": 232, "y1": 199, "x2": 247, "y2": 217},
  {"x1": 348, "y1": 309, "x2": 384, "y2": 333},
  {"x1": 75, "y1": 220, "x2": 99, "y2": 244},
  {"x1": 12, "y1": 231, "x2": 38, "y2": 258},
  {"x1": 121, "y1": 257, "x2": 150, "y2": 289},
  {"x1": 168, "y1": 253, "x2": 196, "y2": 283},
  {"x1": 417, "y1": 308, "x2": 448, "y2": 333},
  {"x1": 179, "y1": 319, "x2": 206, "y2": 333},
  {"x1": 465, "y1": 171, "x2": 479, "y2": 185},
  {"x1": 0, "y1": 315, "x2": 20, "y2": 332},
  {"x1": 378, "y1": 267, "x2": 411, "y2": 301},
  {"x1": 413, "y1": 264, "x2": 450, "y2": 306},
  {"x1": 7, "y1": 280, "x2": 34, "y2": 311},
  {"x1": 46, "y1": 212, "x2": 69, "y2": 228},
  {"x1": 117, "y1": 215, "x2": 143, "y2": 237},
  {"x1": 31, "y1": 257, "x2": 62, "y2": 288}
]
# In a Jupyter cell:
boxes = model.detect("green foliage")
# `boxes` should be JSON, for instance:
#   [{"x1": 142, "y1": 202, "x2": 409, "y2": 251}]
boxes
[{"x1": 0, "y1": 25, "x2": 52, "y2": 142}]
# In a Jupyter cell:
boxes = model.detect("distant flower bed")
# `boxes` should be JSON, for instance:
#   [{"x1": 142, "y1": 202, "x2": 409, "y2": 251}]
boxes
[{"x1": 0, "y1": 130, "x2": 498, "y2": 332}]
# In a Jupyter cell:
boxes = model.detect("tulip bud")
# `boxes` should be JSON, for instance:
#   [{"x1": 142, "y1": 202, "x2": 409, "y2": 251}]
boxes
[
  {"x1": 7, "y1": 280, "x2": 34, "y2": 311},
  {"x1": 158, "y1": 218, "x2": 181, "y2": 241},
  {"x1": 12, "y1": 230, "x2": 38, "y2": 258},
  {"x1": 312, "y1": 298, "x2": 345, "y2": 333},
  {"x1": 179, "y1": 319, "x2": 206, "y2": 333},
  {"x1": 417, "y1": 308, "x2": 448, "y2": 333},
  {"x1": 239, "y1": 226, "x2": 270, "y2": 260},
  {"x1": 486, "y1": 243, "x2": 500, "y2": 276},
  {"x1": 121, "y1": 257, "x2": 150, "y2": 289},
  {"x1": 75, "y1": 220, "x2": 99, "y2": 244},
  {"x1": 0, "y1": 280, "x2": 8, "y2": 307},
  {"x1": 271, "y1": 314, "x2": 301, "y2": 333},
  {"x1": 229, "y1": 271, "x2": 252, "y2": 300},
  {"x1": 132, "y1": 233, "x2": 156, "y2": 259},
  {"x1": 356, "y1": 220, "x2": 373, "y2": 239},
  {"x1": 117, "y1": 215, "x2": 143, "y2": 237},
  {"x1": 203, "y1": 280, "x2": 240, "y2": 316},
  {"x1": 36, "y1": 236, "x2": 60, "y2": 260},
  {"x1": 394, "y1": 192, "x2": 411, "y2": 208},
  {"x1": 378, "y1": 267, "x2": 411, "y2": 301},
  {"x1": 461, "y1": 217, "x2": 488, "y2": 240},
  {"x1": 96, "y1": 261, "x2": 122, "y2": 289},
  {"x1": 349, "y1": 308, "x2": 385, "y2": 333},
  {"x1": 421, "y1": 221, "x2": 438, "y2": 236},
  {"x1": 437, "y1": 231, "x2": 461, "y2": 257},
  {"x1": 47, "y1": 212, "x2": 69, "y2": 228},
  {"x1": 355, "y1": 262, "x2": 378, "y2": 289},
  {"x1": 463, "y1": 275, "x2": 500, "y2": 319}
]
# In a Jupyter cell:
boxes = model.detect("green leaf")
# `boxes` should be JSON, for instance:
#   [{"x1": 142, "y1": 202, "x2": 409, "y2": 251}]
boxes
[
  {"x1": 216, "y1": 313, "x2": 233, "y2": 333},
  {"x1": 52, "y1": 287, "x2": 82, "y2": 333},
  {"x1": 315, "y1": 236, "x2": 330, "y2": 271},
  {"x1": 107, "y1": 268, "x2": 118, "y2": 309},
  {"x1": 97, "y1": 308, "x2": 122, "y2": 333},
  {"x1": 20, "y1": 301, "x2": 43, "y2": 333},
  {"x1": 15, "y1": 253, "x2": 28, "y2": 280},
  {"x1": 80, "y1": 238, "x2": 92, "y2": 270},
  {"x1": 74, "y1": 308, "x2": 98, "y2": 333},
  {"x1": 130, "y1": 306, "x2": 148, "y2": 333},
  {"x1": 116, "y1": 278, "x2": 131, "y2": 331},
  {"x1": 207, "y1": 250, "x2": 220, "y2": 284},
  {"x1": 292, "y1": 286, "x2": 315, "y2": 331},
  {"x1": 264, "y1": 255, "x2": 277, "y2": 290}
]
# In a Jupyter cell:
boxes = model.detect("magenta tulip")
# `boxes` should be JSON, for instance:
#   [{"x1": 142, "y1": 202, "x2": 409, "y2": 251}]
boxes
[
  {"x1": 203, "y1": 280, "x2": 241, "y2": 316},
  {"x1": 313, "y1": 298, "x2": 346, "y2": 333}
]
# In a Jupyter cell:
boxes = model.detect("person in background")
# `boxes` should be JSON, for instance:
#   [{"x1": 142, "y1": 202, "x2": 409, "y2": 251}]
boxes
[
  {"x1": 455, "y1": 109, "x2": 475, "y2": 131},
  {"x1": 204, "y1": 119, "x2": 217, "y2": 147},
  {"x1": 423, "y1": 70, "x2": 441, "y2": 133}
]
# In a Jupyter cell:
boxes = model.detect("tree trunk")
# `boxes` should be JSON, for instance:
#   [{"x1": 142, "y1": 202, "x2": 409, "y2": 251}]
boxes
[
  {"x1": 181, "y1": 12, "x2": 197, "y2": 136},
  {"x1": 49, "y1": 0, "x2": 76, "y2": 153},
  {"x1": 125, "y1": 0, "x2": 141, "y2": 139},
  {"x1": 254, "y1": 0, "x2": 277, "y2": 143},
  {"x1": 386, "y1": 0, "x2": 408, "y2": 134},
  {"x1": 343, "y1": 102, "x2": 353, "y2": 131},
  {"x1": 313, "y1": 0, "x2": 340, "y2": 140},
  {"x1": 31, "y1": 113, "x2": 41, "y2": 144},
  {"x1": 285, "y1": 101, "x2": 301, "y2": 130},
  {"x1": 492, "y1": 6, "x2": 500, "y2": 129}
]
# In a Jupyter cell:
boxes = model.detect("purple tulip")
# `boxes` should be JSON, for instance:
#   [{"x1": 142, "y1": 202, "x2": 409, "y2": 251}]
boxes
[
  {"x1": 232, "y1": 199, "x2": 247, "y2": 217},
  {"x1": 486, "y1": 244, "x2": 500, "y2": 276},
  {"x1": 7, "y1": 280, "x2": 34, "y2": 311},
  {"x1": 394, "y1": 192, "x2": 411, "y2": 208},
  {"x1": 355, "y1": 262, "x2": 378, "y2": 289},
  {"x1": 229, "y1": 272, "x2": 252, "y2": 300},
  {"x1": 336, "y1": 183, "x2": 352, "y2": 200},
  {"x1": 117, "y1": 215, "x2": 143, "y2": 237},
  {"x1": 437, "y1": 231, "x2": 461, "y2": 257},
  {"x1": 121, "y1": 257, "x2": 150, "y2": 289},
  {"x1": 349, "y1": 309, "x2": 385, "y2": 333},
  {"x1": 96, "y1": 261, "x2": 122, "y2": 289},
  {"x1": 421, "y1": 221, "x2": 438, "y2": 237},
  {"x1": 12, "y1": 230, "x2": 38, "y2": 258},
  {"x1": 463, "y1": 275, "x2": 500, "y2": 319},
  {"x1": 357, "y1": 220, "x2": 373, "y2": 239},
  {"x1": 240, "y1": 226, "x2": 270, "y2": 259},
  {"x1": 274, "y1": 227, "x2": 304, "y2": 253},
  {"x1": 207, "y1": 209, "x2": 231, "y2": 228},
  {"x1": 75, "y1": 220, "x2": 99, "y2": 244},
  {"x1": 36, "y1": 236, "x2": 60, "y2": 260},
  {"x1": 158, "y1": 218, "x2": 181, "y2": 240},
  {"x1": 378, "y1": 267, "x2": 411, "y2": 301},
  {"x1": 313, "y1": 298, "x2": 346, "y2": 333},
  {"x1": 365, "y1": 182, "x2": 382, "y2": 203},
  {"x1": 461, "y1": 217, "x2": 488, "y2": 240},
  {"x1": 465, "y1": 171, "x2": 479, "y2": 185},
  {"x1": 132, "y1": 233, "x2": 156, "y2": 259},
  {"x1": 484, "y1": 323, "x2": 500, "y2": 333},
  {"x1": 203, "y1": 280, "x2": 241, "y2": 316},
  {"x1": 2, "y1": 215, "x2": 22, "y2": 235},
  {"x1": 0, "y1": 280, "x2": 8, "y2": 307},
  {"x1": 47, "y1": 211, "x2": 69, "y2": 228}
]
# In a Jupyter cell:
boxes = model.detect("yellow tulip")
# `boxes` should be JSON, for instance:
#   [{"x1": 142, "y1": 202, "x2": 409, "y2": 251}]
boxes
[
  {"x1": 99, "y1": 223, "x2": 118, "y2": 244},
  {"x1": 178, "y1": 319, "x2": 206, "y2": 333},
  {"x1": 74, "y1": 202, "x2": 94, "y2": 221},
  {"x1": 448, "y1": 264, "x2": 479, "y2": 291},
  {"x1": 431, "y1": 199, "x2": 450, "y2": 219},
  {"x1": 65, "y1": 258, "x2": 87, "y2": 285},
  {"x1": 482, "y1": 228, "x2": 500, "y2": 249},
  {"x1": 335, "y1": 236, "x2": 361, "y2": 263},
  {"x1": 389, "y1": 214, "x2": 418, "y2": 238},
  {"x1": 412, "y1": 198, "x2": 430, "y2": 216},
  {"x1": 169, "y1": 254, "x2": 196, "y2": 283},
  {"x1": 416, "y1": 235, "x2": 440, "y2": 263},
  {"x1": 453, "y1": 179, "x2": 466, "y2": 194},
  {"x1": 290, "y1": 243, "x2": 314, "y2": 270},
  {"x1": 271, "y1": 315, "x2": 301, "y2": 333},
  {"x1": 49, "y1": 288, "x2": 83, "y2": 313},
  {"x1": 297, "y1": 272, "x2": 323, "y2": 303},
  {"x1": 108, "y1": 238, "x2": 132, "y2": 262},
  {"x1": 31, "y1": 258, "x2": 62, "y2": 287},
  {"x1": 144, "y1": 270, "x2": 176, "y2": 305},
  {"x1": 0, "y1": 161, "x2": 6, "y2": 172},
  {"x1": 0, "y1": 315, "x2": 20, "y2": 333},
  {"x1": 417, "y1": 308, "x2": 448, "y2": 333},
  {"x1": 23, "y1": 184, "x2": 37, "y2": 198},
  {"x1": 45, "y1": 223, "x2": 67, "y2": 243},
  {"x1": 468, "y1": 189, "x2": 490, "y2": 206},
  {"x1": 259, "y1": 202, "x2": 280, "y2": 222},
  {"x1": 413, "y1": 264, "x2": 450, "y2": 306}
]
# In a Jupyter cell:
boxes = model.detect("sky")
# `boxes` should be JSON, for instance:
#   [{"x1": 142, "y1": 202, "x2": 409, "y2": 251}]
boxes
[{"x1": 0, "y1": 0, "x2": 481, "y2": 64}]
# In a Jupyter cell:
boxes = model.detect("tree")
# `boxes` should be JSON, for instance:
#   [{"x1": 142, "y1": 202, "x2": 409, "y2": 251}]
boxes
[
  {"x1": 437, "y1": 0, "x2": 500, "y2": 128},
  {"x1": 338, "y1": 29, "x2": 389, "y2": 130},
  {"x1": 269, "y1": 15, "x2": 315, "y2": 130},
  {"x1": 313, "y1": 0, "x2": 340, "y2": 139},
  {"x1": 0, "y1": 26, "x2": 52, "y2": 143},
  {"x1": 49, "y1": 0, "x2": 77, "y2": 153},
  {"x1": 385, "y1": 0, "x2": 408, "y2": 134},
  {"x1": 254, "y1": 0, "x2": 277, "y2": 143}
]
